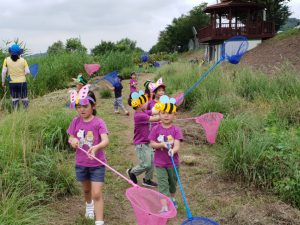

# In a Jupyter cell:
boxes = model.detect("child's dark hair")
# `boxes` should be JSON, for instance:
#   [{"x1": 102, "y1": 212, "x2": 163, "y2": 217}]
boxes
[
  {"x1": 88, "y1": 91, "x2": 97, "y2": 115},
  {"x1": 127, "y1": 94, "x2": 137, "y2": 110},
  {"x1": 118, "y1": 75, "x2": 124, "y2": 81},
  {"x1": 11, "y1": 55, "x2": 20, "y2": 62}
]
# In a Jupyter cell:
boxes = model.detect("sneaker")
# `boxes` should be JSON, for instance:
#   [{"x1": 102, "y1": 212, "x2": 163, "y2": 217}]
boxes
[
  {"x1": 85, "y1": 201, "x2": 94, "y2": 219},
  {"x1": 171, "y1": 198, "x2": 178, "y2": 209},
  {"x1": 142, "y1": 178, "x2": 158, "y2": 188},
  {"x1": 126, "y1": 168, "x2": 137, "y2": 184},
  {"x1": 114, "y1": 111, "x2": 120, "y2": 114}
]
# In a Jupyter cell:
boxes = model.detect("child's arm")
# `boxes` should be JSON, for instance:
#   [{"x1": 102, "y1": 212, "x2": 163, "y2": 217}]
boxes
[
  {"x1": 169, "y1": 140, "x2": 180, "y2": 156},
  {"x1": 150, "y1": 140, "x2": 168, "y2": 150},
  {"x1": 105, "y1": 83, "x2": 114, "y2": 91},
  {"x1": 149, "y1": 115, "x2": 160, "y2": 122},
  {"x1": 88, "y1": 133, "x2": 109, "y2": 157},
  {"x1": 68, "y1": 135, "x2": 79, "y2": 149}
]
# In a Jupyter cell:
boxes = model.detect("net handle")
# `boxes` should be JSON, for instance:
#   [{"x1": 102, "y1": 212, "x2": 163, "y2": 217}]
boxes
[
  {"x1": 177, "y1": 58, "x2": 223, "y2": 104},
  {"x1": 167, "y1": 143, "x2": 193, "y2": 219},
  {"x1": 74, "y1": 144, "x2": 137, "y2": 187}
]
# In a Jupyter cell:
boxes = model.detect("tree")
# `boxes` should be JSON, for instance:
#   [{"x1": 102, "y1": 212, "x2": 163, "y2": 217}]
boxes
[
  {"x1": 91, "y1": 38, "x2": 141, "y2": 56},
  {"x1": 280, "y1": 17, "x2": 300, "y2": 31},
  {"x1": 257, "y1": 0, "x2": 291, "y2": 31},
  {"x1": 91, "y1": 41, "x2": 116, "y2": 55},
  {"x1": 115, "y1": 38, "x2": 137, "y2": 52},
  {"x1": 150, "y1": 3, "x2": 209, "y2": 53},
  {"x1": 65, "y1": 38, "x2": 87, "y2": 53},
  {"x1": 47, "y1": 40, "x2": 65, "y2": 55}
]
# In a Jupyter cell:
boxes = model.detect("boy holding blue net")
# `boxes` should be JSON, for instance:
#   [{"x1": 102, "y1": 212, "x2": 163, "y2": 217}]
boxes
[
  {"x1": 105, "y1": 75, "x2": 129, "y2": 115},
  {"x1": 148, "y1": 95, "x2": 183, "y2": 212},
  {"x1": 126, "y1": 91, "x2": 159, "y2": 187}
]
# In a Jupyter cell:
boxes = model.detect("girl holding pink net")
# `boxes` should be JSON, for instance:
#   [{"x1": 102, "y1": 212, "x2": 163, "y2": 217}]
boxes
[
  {"x1": 67, "y1": 85, "x2": 109, "y2": 225},
  {"x1": 148, "y1": 95, "x2": 183, "y2": 212}
]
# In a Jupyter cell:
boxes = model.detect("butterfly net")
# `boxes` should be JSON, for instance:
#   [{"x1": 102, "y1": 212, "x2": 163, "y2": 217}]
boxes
[
  {"x1": 29, "y1": 64, "x2": 39, "y2": 78},
  {"x1": 84, "y1": 64, "x2": 101, "y2": 76},
  {"x1": 195, "y1": 112, "x2": 223, "y2": 144},
  {"x1": 222, "y1": 36, "x2": 248, "y2": 64},
  {"x1": 126, "y1": 186, "x2": 177, "y2": 225},
  {"x1": 181, "y1": 216, "x2": 219, "y2": 225}
]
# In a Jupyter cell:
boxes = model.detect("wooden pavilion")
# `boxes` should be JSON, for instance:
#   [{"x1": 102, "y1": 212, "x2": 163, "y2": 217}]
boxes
[{"x1": 198, "y1": 0, "x2": 275, "y2": 62}]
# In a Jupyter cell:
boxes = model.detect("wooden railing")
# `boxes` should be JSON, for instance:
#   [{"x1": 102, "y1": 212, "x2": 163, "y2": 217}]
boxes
[{"x1": 198, "y1": 21, "x2": 275, "y2": 42}]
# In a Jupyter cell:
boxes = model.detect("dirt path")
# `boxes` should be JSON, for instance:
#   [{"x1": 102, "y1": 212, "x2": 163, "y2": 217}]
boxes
[{"x1": 46, "y1": 73, "x2": 300, "y2": 225}]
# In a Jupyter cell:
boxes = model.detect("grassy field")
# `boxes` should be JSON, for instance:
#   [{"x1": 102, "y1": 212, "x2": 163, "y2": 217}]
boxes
[
  {"x1": 0, "y1": 46, "x2": 299, "y2": 224},
  {"x1": 157, "y1": 61, "x2": 300, "y2": 208}
]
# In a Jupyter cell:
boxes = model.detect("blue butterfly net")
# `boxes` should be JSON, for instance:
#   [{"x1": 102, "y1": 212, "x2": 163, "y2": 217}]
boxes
[
  {"x1": 140, "y1": 52, "x2": 149, "y2": 63},
  {"x1": 221, "y1": 36, "x2": 248, "y2": 64},
  {"x1": 29, "y1": 64, "x2": 39, "y2": 78},
  {"x1": 181, "y1": 217, "x2": 219, "y2": 225},
  {"x1": 102, "y1": 71, "x2": 121, "y2": 88}
]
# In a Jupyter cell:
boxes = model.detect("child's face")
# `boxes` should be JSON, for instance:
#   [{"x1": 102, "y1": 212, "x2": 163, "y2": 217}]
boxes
[
  {"x1": 155, "y1": 87, "x2": 165, "y2": 99},
  {"x1": 140, "y1": 102, "x2": 148, "y2": 110},
  {"x1": 75, "y1": 103, "x2": 94, "y2": 119},
  {"x1": 131, "y1": 74, "x2": 136, "y2": 80},
  {"x1": 76, "y1": 83, "x2": 84, "y2": 91},
  {"x1": 159, "y1": 111, "x2": 175, "y2": 125}
]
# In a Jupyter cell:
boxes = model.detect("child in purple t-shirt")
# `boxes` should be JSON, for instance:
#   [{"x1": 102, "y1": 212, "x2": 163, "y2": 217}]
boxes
[
  {"x1": 129, "y1": 72, "x2": 138, "y2": 93},
  {"x1": 126, "y1": 90, "x2": 159, "y2": 188},
  {"x1": 147, "y1": 77, "x2": 166, "y2": 111},
  {"x1": 67, "y1": 85, "x2": 109, "y2": 225},
  {"x1": 149, "y1": 95, "x2": 183, "y2": 212}
]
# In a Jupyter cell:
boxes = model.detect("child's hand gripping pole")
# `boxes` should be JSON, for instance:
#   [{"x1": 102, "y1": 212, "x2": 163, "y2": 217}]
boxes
[
  {"x1": 68, "y1": 142, "x2": 137, "y2": 187},
  {"x1": 166, "y1": 143, "x2": 193, "y2": 219}
]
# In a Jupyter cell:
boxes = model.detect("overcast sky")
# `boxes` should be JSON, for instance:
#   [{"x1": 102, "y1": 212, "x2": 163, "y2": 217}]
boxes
[{"x1": 1, "y1": 0, "x2": 299, "y2": 54}]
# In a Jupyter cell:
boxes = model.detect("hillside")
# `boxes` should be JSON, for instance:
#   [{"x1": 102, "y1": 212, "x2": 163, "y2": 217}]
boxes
[{"x1": 240, "y1": 30, "x2": 300, "y2": 75}]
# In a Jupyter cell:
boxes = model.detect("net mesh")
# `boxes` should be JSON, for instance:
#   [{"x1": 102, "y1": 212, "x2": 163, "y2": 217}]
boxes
[
  {"x1": 222, "y1": 36, "x2": 248, "y2": 64},
  {"x1": 29, "y1": 64, "x2": 39, "y2": 78},
  {"x1": 173, "y1": 92, "x2": 184, "y2": 106},
  {"x1": 84, "y1": 64, "x2": 101, "y2": 76},
  {"x1": 101, "y1": 71, "x2": 121, "y2": 88},
  {"x1": 126, "y1": 186, "x2": 177, "y2": 225},
  {"x1": 195, "y1": 112, "x2": 223, "y2": 144},
  {"x1": 141, "y1": 52, "x2": 149, "y2": 63},
  {"x1": 181, "y1": 216, "x2": 219, "y2": 225}
]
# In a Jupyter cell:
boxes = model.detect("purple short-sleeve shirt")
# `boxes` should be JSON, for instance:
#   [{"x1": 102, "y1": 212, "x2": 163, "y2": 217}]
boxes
[
  {"x1": 148, "y1": 124, "x2": 183, "y2": 167},
  {"x1": 134, "y1": 111, "x2": 151, "y2": 144},
  {"x1": 129, "y1": 79, "x2": 138, "y2": 93},
  {"x1": 67, "y1": 116, "x2": 108, "y2": 167}
]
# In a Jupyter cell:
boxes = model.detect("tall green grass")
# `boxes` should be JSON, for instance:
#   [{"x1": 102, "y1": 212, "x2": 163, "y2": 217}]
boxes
[
  {"x1": 0, "y1": 106, "x2": 78, "y2": 225},
  {"x1": 158, "y1": 62, "x2": 300, "y2": 207}
]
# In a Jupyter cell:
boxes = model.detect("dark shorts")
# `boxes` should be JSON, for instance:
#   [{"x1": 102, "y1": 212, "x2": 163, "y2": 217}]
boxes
[
  {"x1": 75, "y1": 165, "x2": 106, "y2": 182},
  {"x1": 9, "y1": 82, "x2": 27, "y2": 99}
]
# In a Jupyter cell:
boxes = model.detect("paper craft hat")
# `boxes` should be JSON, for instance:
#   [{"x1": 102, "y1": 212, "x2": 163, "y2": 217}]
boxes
[
  {"x1": 72, "y1": 74, "x2": 88, "y2": 85},
  {"x1": 144, "y1": 80, "x2": 152, "y2": 90},
  {"x1": 153, "y1": 95, "x2": 177, "y2": 113},
  {"x1": 148, "y1": 78, "x2": 166, "y2": 92},
  {"x1": 8, "y1": 44, "x2": 24, "y2": 56},
  {"x1": 69, "y1": 84, "x2": 95, "y2": 109},
  {"x1": 131, "y1": 91, "x2": 148, "y2": 108}
]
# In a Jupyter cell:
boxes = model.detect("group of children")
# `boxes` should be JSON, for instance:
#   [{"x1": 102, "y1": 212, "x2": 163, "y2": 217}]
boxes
[{"x1": 67, "y1": 71, "x2": 183, "y2": 224}]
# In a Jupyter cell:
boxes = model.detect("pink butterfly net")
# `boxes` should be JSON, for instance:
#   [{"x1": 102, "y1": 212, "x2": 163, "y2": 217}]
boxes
[
  {"x1": 84, "y1": 64, "x2": 101, "y2": 76},
  {"x1": 126, "y1": 187, "x2": 177, "y2": 225},
  {"x1": 195, "y1": 112, "x2": 223, "y2": 144},
  {"x1": 173, "y1": 92, "x2": 184, "y2": 106}
]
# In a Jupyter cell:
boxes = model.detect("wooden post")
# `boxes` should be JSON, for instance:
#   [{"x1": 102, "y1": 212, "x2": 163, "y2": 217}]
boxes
[
  {"x1": 247, "y1": 9, "x2": 250, "y2": 35},
  {"x1": 229, "y1": 9, "x2": 232, "y2": 36}
]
